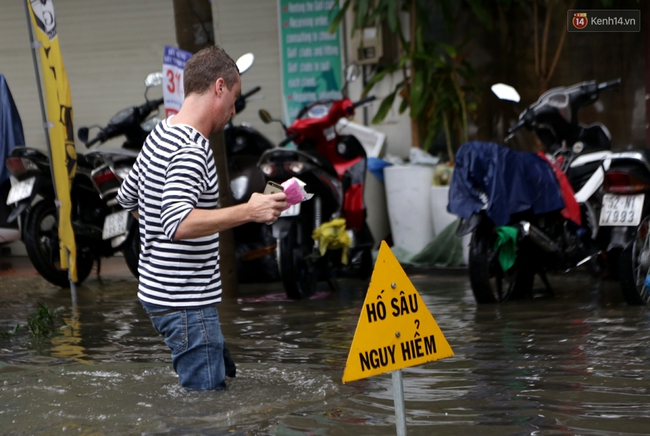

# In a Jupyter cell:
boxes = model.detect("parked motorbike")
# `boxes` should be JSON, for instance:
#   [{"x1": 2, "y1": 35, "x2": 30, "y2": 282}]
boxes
[
  {"x1": 600, "y1": 150, "x2": 650, "y2": 305},
  {"x1": 76, "y1": 72, "x2": 164, "y2": 279},
  {"x1": 225, "y1": 85, "x2": 280, "y2": 282},
  {"x1": 257, "y1": 94, "x2": 377, "y2": 299},
  {"x1": 4, "y1": 72, "x2": 163, "y2": 286},
  {"x1": 0, "y1": 74, "x2": 25, "y2": 251},
  {"x1": 450, "y1": 78, "x2": 621, "y2": 303}
]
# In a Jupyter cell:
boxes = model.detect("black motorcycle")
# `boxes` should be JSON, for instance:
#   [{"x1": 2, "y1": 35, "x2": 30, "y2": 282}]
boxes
[
  {"x1": 450, "y1": 79, "x2": 621, "y2": 303},
  {"x1": 4, "y1": 72, "x2": 163, "y2": 286},
  {"x1": 0, "y1": 73, "x2": 25, "y2": 251},
  {"x1": 257, "y1": 94, "x2": 376, "y2": 299},
  {"x1": 224, "y1": 85, "x2": 279, "y2": 283},
  {"x1": 600, "y1": 150, "x2": 650, "y2": 305}
]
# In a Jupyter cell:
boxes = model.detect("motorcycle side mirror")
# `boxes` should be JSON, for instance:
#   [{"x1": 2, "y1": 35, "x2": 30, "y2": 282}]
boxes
[
  {"x1": 236, "y1": 52, "x2": 254, "y2": 75},
  {"x1": 144, "y1": 72, "x2": 163, "y2": 102},
  {"x1": 341, "y1": 63, "x2": 360, "y2": 94},
  {"x1": 258, "y1": 109, "x2": 287, "y2": 130},
  {"x1": 258, "y1": 109, "x2": 273, "y2": 124},
  {"x1": 145, "y1": 72, "x2": 163, "y2": 88},
  {"x1": 345, "y1": 63, "x2": 360, "y2": 84},
  {"x1": 77, "y1": 127, "x2": 89, "y2": 144},
  {"x1": 491, "y1": 83, "x2": 521, "y2": 102}
]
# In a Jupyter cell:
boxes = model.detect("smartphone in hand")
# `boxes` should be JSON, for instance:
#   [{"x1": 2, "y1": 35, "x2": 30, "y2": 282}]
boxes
[{"x1": 263, "y1": 181, "x2": 284, "y2": 195}]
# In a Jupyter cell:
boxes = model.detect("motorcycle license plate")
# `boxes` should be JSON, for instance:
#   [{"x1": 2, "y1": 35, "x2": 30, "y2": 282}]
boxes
[
  {"x1": 6, "y1": 177, "x2": 35, "y2": 204},
  {"x1": 102, "y1": 210, "x2": 129, "y2": 240},
  {"x1": 599, "y1": 193, "x2": 644, "y2": 226},
  {"x1": 280, "y1": 203, "x2": 300, "y2": 217}
]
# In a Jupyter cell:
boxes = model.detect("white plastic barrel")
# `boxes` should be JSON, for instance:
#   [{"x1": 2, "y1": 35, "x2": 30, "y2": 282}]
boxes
[
  {"x1": 384, "y1": 165, "x2": 434, "y2": 254},
  {"x1": 430, "y1": 186, "x2": 455, "y2": 236}
]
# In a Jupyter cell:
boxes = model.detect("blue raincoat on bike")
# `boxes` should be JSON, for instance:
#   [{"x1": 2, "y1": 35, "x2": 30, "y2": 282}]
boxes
[{"x1": 448, "y1": 141, "x2": 565, "y2": 227}]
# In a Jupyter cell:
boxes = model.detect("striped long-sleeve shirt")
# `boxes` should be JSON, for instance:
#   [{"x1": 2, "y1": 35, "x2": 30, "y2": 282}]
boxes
[{"x1": 117, "y1": 119, "x2": 221, "y2": 308}]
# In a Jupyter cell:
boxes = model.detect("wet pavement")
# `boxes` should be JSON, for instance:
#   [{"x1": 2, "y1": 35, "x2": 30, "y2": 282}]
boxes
[{"x1": 1, "y1": 255, "x2": 650, "y2": 435}]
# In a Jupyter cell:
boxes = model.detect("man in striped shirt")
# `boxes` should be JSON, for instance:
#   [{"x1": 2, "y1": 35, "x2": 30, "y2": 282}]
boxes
[{"x1": 117, "y1": 46, "x2": 287, "y2": 390}]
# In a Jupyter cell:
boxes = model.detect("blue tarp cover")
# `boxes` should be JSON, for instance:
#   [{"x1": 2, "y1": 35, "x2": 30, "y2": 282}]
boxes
[
  {"x1": 447, "y1": 141, "x2": 565, "y2": 227},
  {"x1": 0, "y1": 75, "x2": 25, "y2": 184}
]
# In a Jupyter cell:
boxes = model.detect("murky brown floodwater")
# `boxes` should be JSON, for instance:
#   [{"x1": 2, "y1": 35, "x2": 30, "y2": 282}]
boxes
[{"x1": 1, "y1": 265, "x2": 650, "y2": 435}]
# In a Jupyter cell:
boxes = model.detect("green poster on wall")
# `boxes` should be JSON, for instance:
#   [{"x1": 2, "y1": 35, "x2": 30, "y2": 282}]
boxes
[{"x1": 278, "y1": 0, "x2": 343, "y2": 123}]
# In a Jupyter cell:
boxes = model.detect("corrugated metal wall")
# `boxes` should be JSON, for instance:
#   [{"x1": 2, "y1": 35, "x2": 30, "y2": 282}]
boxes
[
  {"x1": 0, "y1": 0, "x2": 392, "y2": 254},
  {"x1": 0, "y1": 0, "x2": 288, "y2": 151},
  {"x1": 212, "y1": 0, "x2": 285, "y2": 144},
  {"x1": 1, "y1": 1, "x2": 176, "y2": 151}
]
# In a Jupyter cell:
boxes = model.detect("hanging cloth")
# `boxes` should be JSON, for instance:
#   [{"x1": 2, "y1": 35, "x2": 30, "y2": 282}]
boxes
[
  {"x1": 494, "y1": 226, "x2": 518, "y2": 271},
  {"x1": 312, "y1": 218, "x2": 351, "y2": 264},
  {"x1": 536, "y1": 152, "x2": 582, "y2": 225}
]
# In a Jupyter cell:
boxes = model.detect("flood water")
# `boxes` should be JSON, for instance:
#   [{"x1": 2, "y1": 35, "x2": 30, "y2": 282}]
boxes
[{"x1": 1, "y1": 263, "x2": 650, "y2": 435}]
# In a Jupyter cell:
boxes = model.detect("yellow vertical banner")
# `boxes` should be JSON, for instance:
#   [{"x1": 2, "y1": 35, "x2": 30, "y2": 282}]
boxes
[{"x1": 26, "y1": 0, "x2": 77, "y2": 281}]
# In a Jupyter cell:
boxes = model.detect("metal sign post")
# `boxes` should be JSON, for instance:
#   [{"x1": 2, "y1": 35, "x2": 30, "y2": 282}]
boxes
[
  {"x1": 392, "y1": 370, "x2": 407, "y2": 436},
  {"x1": 24, "y1": 0, "x2": 78, "y2": 291}
]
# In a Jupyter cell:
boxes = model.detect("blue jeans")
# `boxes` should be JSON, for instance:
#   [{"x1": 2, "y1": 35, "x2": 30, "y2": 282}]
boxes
[{"x1": 141, "y1": 301, "x2": 226, "y2": 391}]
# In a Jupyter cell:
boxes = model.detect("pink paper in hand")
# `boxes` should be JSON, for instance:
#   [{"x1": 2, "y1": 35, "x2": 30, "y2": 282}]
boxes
[{"x1": 280, "y1": 177, "x2": 313, "y2": 210}]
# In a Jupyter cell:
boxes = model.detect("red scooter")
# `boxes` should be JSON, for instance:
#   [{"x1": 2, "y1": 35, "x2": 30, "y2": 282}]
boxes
[{"x1": 257, "y1": 95, "x2": 376, "y2": 299}]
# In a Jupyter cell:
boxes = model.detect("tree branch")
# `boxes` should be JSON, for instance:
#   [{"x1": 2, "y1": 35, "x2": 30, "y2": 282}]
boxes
[
  {"x1": 540, "y1": 0, "x2": 555, "y2": 76},
  {"x1": 534, "y1": 1, "x2": 539, "y2": 76},
  {"x1": 547, "y1": 0, "x2": 577, "y2": 85}
]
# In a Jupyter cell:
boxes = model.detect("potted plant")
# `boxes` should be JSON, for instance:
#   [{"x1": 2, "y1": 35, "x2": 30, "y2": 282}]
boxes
[
  {"x1": 330, "y1": 0, "x2": 481, "y2": 163},
  {"x1": 330, "y1": 0, "x2": 482, "y2": 257}
]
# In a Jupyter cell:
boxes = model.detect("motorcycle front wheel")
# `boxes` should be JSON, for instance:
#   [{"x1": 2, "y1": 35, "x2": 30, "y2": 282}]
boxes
[
  {"x1": 468, "y1": 221, "x2": 535, "y2": 303},
  {"x1": 23, "y1": 199, "x2": 94, "y2": 288},
  {"x1": 277, "y1": 219, "x2": 315, "y2": 300},
  {"x1": 619, "y1": 215, "x2": 650, "y2": 305}
]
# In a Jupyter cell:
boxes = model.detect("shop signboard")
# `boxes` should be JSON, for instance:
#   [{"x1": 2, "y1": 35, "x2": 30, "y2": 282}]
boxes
[{"x1": 278, "y1": 0, "x2": 343, "y2": 123}]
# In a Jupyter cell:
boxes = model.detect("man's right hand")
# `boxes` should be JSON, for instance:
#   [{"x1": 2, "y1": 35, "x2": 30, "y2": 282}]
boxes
[{"x1": 247, "y1": 192, "x2": 287, "y2": 223}]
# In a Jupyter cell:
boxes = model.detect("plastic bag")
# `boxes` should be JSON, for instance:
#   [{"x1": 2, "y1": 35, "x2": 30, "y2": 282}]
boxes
[
  {"x1": 409, "y1": 147, "x2": 440, "y2": 166},
  {"x1": 280, "y1": 177, "x2": 313, "y2": 210},
  {"x1": 312, "y1": 218, "x2": 351, "y2": 264}
]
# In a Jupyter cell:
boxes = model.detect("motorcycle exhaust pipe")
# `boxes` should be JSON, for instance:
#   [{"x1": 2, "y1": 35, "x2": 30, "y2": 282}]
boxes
[{"x1": 518, "y1": 221, "x2": 560, "y2": 253}]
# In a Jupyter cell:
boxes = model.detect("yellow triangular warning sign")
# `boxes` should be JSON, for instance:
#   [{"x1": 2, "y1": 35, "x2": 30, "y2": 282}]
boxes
[{"x1": 342, "y1": 241, "x2": 454, "y2": 383}]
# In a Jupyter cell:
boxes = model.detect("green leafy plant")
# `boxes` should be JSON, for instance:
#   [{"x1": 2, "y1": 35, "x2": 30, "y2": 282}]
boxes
[
  {"x1": 27, "y1": 302, "x2": 64, "y2": 338},
  {"x1": 330, "y1": 0, "x2": 484, "y2": 163}
]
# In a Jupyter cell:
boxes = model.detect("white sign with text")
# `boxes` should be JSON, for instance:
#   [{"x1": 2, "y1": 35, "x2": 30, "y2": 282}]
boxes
[{"x1": 162, "y1": 46, "x2": 193, "y2": 117}]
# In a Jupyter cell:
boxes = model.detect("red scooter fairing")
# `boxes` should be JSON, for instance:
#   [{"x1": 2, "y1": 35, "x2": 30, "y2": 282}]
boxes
[
  {"x1": 257, "y1": 94, "x2": 376, "y2": 299},
  {"x1": 284, "y1": 98, "x2": 368, "y2": 231}
]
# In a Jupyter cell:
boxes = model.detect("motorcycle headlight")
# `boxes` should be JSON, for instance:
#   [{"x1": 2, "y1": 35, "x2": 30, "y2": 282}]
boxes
[
  {"x1": 230, "y1": 175, "x2": 249, "y2": 201},
  {"x1": 260, "y1": 163, "x2": 276, "y2": 176},
  {"x1": 287, "y1": 161, "x2": 304, "y2": 174}
]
